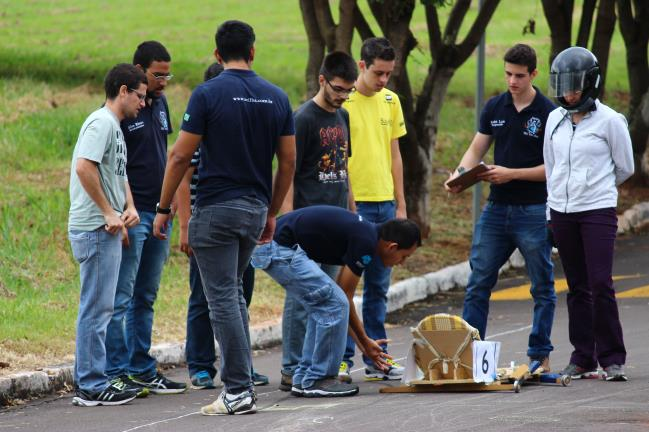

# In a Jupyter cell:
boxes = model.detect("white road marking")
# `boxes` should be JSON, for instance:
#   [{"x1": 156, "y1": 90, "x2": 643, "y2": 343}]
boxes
[
  {"x1": 485, "y1": 324, "x2": 532, "y2": 340},
  {"x1": 262, "y1": 403, "x2": 342, "y2": 412},
  {"x1": 119, "y1": 412, "x2": 199, "y2": 432}
]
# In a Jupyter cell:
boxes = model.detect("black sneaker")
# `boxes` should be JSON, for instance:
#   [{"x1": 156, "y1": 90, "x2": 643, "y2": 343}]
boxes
[
  {"x1": 72, "y1": 383, "x2": 137, "y2": 407},
  {"x1": 111, "y1": 374, "x2": 149, "y2": 398},
  {"x1": 130, "y1": 371, "x2": 187, "y2": 394},
  {"x1": 303, "y1": 377, "x2": 359, "y2": 398},
  {"x1": 291, "y1": 383, "x2": 304, "y2": 397},
  {"x1": 279, "y1": 371, "x2": 293, "y2": 392}
]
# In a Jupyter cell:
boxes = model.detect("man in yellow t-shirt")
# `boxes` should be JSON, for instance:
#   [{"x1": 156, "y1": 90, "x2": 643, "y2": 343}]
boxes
[{"x1": 340, "y1": 37, "x2": 407, "y2": 383}]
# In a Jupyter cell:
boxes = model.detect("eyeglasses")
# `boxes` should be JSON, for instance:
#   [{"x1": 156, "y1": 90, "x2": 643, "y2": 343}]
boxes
[
  {"x1": 128, "y1": 88, "x2": 146, "y2": 101},
  {"x1": 325, "y1": 78, "x2": 355, "y2": 95},
  {"x1": 147, "y1": 70, "x2": 174, "y2": 81}
]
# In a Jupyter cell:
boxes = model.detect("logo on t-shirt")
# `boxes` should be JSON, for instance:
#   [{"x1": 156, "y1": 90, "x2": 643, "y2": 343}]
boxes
[
  {"x1": 523, "y1": 117, "x2": 542, "y2": 138},
  {"x1": 355, "y1": 255, "x2": 373, "y2": 269},
  {"x1": 317, "y1": 125, "x2": 348, "y2": 184},
  {"x1": 183, "y1": 113, "x2": 191, "y2": 122},
  {"x1": 490, "y1": 119, "x2": 506, "y2": 128},
  {"x1": 159, "y1": 111, "x2": 169, "y2": 131}
]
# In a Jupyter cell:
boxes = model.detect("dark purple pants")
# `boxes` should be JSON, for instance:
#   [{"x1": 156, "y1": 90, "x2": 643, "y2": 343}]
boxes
[{"x1": 550, "y1": 207, "x2": 626, "y2": 369}]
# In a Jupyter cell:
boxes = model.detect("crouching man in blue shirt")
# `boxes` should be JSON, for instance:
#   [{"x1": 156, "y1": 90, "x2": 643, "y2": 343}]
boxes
[{"x1": 251, "y1": 205, "x2": 421, "y2": 397}]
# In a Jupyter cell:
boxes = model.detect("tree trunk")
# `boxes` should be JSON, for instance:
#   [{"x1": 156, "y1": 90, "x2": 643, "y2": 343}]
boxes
[
  {"x1": 405, "y1": 66, "x2": 455, "y2": 235},
  {"x1": 300, "y1": 0, "x2": 326, "y2": 97},
  {"x1": 542, "y1": 0, "x2": 574, "y2": 64},
  {"x1": 617, "y1": 0, "x2": 649, "y2": 179},
  {"x1": 576, "y1": 0, "x2": 597, "y2": 47},
  {"x1": 335, "y1": 0, "x2": 357, "y2": 53},
  {"x1": 591, "y1": 0, "x2": 617, "y2": 98}
]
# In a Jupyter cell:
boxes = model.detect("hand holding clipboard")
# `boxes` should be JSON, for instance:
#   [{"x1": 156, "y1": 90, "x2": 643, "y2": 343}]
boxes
[{"x1": 444, "y1": 162, "x2": 492, "y2": 193}]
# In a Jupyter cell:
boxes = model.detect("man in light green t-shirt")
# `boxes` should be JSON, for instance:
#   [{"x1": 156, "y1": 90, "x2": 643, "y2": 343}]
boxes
[
  {"x1": 67, "y1": 63, "x2": 145, "y2": 407},
  {"x1": 341, "y1": 37, "x2": 408, "y2": 383}
]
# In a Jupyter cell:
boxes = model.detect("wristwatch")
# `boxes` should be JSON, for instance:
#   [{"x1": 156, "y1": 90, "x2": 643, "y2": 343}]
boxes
[{"x1": 156, "y1": 202, "x2": 171, "y2": 214}]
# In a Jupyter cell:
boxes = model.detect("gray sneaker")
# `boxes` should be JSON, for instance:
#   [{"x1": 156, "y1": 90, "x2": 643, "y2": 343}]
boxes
[
  {"x1": 303, "y1": 377, "x2": 359, "y2": 397},
  {"x1": 603, "y1": 364, "x2": 627, "y2": 382},
  {"x1": 560, "y1": 363, "x2": 599, "y2": 379}
]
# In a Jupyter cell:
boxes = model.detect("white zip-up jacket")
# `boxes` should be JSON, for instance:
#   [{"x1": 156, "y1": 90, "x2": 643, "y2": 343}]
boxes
[{"x1": 543, "y1": 100, "x2": 634, "y2": 214}]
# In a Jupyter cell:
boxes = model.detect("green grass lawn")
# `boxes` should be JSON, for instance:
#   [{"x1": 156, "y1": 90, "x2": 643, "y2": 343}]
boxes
[{"x1": 0, "y1": 0, "x2": 637, "y2": 374}]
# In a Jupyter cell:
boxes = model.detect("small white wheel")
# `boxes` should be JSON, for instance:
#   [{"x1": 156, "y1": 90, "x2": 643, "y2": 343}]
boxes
[
  {"x1": 561, "y1": 375, "x2": 571, "y2": 387},
  {"x1": 514, "y1": 380, "x2": 521, "y2": 393}
]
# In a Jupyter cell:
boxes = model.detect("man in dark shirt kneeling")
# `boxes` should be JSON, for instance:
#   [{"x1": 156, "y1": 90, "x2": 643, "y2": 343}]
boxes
[{"x1": 251, "y1": 205, "x2": 421, "y2": 397}]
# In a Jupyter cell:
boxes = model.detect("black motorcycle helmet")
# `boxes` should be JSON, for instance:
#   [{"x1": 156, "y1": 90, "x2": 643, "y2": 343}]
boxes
[{"x1": 549, "y1": 46, "x2": 601, "y2": 112}]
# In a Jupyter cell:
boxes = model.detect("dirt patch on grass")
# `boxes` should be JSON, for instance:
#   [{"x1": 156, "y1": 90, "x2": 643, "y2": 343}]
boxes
[{"x1": 1, "y1": 83, "x2": 99, "y2": 124}]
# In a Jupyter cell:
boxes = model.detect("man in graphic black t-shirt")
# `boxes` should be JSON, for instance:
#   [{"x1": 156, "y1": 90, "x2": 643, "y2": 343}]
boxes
[{"x1": 251, "y1": 206, "x2": 421, "y2": 397}]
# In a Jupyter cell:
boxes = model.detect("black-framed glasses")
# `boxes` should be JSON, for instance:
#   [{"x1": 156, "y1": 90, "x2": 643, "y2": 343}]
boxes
[
  {"x1": 147, "y1": 70, "x2": 174, "y2": 81},
  {"x1": 128, "y1": 88, "x2": 146, "y2": 101},
  {"x1": 325, "y1": 78, "x2": 355, "y2": 95}
]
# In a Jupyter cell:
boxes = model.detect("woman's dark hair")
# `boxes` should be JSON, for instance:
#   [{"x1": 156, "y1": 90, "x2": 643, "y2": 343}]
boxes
[{"x1": 204, "y1": 62, "x2": 224, "y2": 81}]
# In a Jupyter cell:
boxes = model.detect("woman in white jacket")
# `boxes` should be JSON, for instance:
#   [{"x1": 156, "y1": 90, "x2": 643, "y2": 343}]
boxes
[{"x1": 544, "y1": 47, "x2": 634, "y2": 382}]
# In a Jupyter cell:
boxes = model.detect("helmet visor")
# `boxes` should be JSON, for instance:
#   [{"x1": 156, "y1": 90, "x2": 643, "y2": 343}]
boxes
[{"x1": 548, "y1": 71, "x2": 586, "y2": 98}]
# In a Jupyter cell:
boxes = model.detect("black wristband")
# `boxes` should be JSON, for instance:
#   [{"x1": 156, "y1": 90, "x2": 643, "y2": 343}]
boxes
[{"x1": 156, "y1": 202, "x2": 171, "y2": 214}]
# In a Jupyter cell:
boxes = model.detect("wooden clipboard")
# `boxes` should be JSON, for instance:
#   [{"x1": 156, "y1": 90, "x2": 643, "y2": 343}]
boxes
[{"x1": 446, "y1": 162, "x2": 490, "y2": 192}]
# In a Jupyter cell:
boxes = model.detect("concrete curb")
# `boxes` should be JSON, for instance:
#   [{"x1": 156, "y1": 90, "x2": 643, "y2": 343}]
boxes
[{"x1": 3, "y1": 201, "x2": 649, "y2": 403}]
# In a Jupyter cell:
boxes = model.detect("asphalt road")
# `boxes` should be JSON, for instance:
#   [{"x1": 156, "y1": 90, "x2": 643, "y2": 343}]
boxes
[{"x1": 2, "y1": 233, "x2": 649, "y2": 432}]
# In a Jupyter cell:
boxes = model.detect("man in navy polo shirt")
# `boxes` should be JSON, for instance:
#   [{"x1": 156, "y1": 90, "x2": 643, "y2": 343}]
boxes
[
  {"x1": 153, "y1": 20, "x2": 295, "y2": 415},
  {"x1": 445, "y1": 44, "x2": 557, "y2": 369},
  {"x1": 251, "y1": 206, "x2": 421, "y2": 397},
  {"x1": 105, "y1": 41, "x2": 186, "y2": 395}
]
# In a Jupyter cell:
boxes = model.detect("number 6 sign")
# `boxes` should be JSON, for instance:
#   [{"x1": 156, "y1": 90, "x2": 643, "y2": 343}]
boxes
[{"x1": 472, "y1": 341, "x2": 501, "y2": 383}]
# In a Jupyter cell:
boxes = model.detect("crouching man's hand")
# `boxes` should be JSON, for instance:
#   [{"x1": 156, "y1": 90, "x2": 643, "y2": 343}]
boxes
[{"x1": 359, "y1": 337, "x2": 392, "y2": 371}]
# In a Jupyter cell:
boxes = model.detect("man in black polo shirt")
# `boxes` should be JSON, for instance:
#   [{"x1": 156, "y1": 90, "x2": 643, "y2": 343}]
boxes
[
  {"x1": 251, "y1": 205, "x2": 420, "y2": 397},
  {"x1": 445, "y1": 44, "x2": 557, "y2": 369},
  {"x1": 153, "y1": 21, "x2": 295, "y2": 415},
  {"x1": 105, "y1": 41, "x2": 186, "y2": 395}
]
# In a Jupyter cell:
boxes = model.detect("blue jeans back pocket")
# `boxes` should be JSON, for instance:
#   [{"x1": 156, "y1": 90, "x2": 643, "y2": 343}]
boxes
[{"x1": 250, "y1": 244, "x2": 272, "y2": 270}]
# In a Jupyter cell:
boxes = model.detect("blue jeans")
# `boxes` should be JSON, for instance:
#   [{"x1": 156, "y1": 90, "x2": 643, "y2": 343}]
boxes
[
  {"x1": 105, "y1": 211, "x2": 170, "y2": 378},
  {"x1": 281, "y1": 263, "x2": 340, "y2": 376},
  {"x1": 462, "y1": 202, "x2": 556, "y2": 358},
  {"x1": 344, "y1": 200, "x2": 395, "y2": 367},
  {"x1": 185, "y1": 257, "x2": 256, "y2": 379},
  {"x1": 69, "y1": 228, "x2": 122, "y2": 392},
  {"x1": 189, "y1": 197, "x2": 267, "y2": 394},
  {"x1": 252, "y1": 242, "x2": 349, "y2": 388}
]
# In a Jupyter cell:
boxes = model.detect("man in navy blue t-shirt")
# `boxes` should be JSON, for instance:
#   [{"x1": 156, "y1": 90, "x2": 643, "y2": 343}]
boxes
[
  {"x1": 445, "y1": 44, "x2": 557, "y2": 370},
  {"x1": 153, "y1": 21, "x2": 295, "y2": 416},
  {"x1": 251, "y1": 205, "x2": 421, "y2": 397},
  {"x1": 105, "y1": 41, "x2": 187, "y2": 396}
]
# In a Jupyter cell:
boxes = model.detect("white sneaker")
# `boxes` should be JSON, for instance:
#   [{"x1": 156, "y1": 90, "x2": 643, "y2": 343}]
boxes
[
  {"x1": 364, "y1": 359, "x2": 404, "y2": 381},
  {"x1": 200, "y1": 390, "x2": 257, "y2": 415}
]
